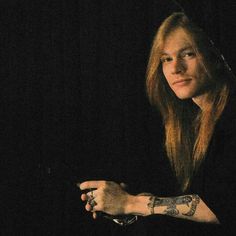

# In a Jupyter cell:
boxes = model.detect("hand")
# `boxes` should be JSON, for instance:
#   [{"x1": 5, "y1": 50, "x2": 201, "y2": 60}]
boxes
[{"x1": 79, "y1": 180, "x2": 132, "y2": 217}]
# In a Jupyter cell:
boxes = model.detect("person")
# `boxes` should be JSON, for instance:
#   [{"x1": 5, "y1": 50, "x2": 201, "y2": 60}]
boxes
[{"x1": 78, "y1": 12, "x2": 236, "y2": 234}]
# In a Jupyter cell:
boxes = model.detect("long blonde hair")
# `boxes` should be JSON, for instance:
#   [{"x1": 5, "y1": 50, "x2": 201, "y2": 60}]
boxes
[{"x1": 146, "y1": 12, "x2": 232, "y2": 192}]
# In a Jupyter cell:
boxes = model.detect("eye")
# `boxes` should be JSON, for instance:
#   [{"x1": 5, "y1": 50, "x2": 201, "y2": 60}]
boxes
[
  {"x1": 160, "y1": 56, "x2": 172, "y2": 63},
  {"x1": 182, "y1": 51, "x2": 196, "y2": 58}
]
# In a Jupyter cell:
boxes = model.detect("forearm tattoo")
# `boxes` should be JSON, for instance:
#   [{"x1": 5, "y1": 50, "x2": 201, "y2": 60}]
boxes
[
  {"x1": 183, "y1": 195, "x2": 200, "y2": 216},
  {"x1": 147, "y1": 195, "x2": 200, "y2": 217}
]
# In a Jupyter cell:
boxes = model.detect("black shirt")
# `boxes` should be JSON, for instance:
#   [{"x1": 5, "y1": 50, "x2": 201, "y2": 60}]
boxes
[{"x1": 113, "y1": 91, "x2": 236, "y2": 236}]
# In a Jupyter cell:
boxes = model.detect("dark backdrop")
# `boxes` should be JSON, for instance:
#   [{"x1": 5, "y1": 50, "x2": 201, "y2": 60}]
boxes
[{"x1": 2, "y1": 0, "x2": 236, "y2": 235}]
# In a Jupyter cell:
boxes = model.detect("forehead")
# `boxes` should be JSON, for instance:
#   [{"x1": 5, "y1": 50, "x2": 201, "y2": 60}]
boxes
[{"x1": 162, "y1": 28, "x2": 193, "y2": 55}]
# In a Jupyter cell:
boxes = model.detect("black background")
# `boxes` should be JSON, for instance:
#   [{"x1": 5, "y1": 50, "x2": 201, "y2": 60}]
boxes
[{"x1": 1, "y1": 0, "x2": 236, "y2": 235}]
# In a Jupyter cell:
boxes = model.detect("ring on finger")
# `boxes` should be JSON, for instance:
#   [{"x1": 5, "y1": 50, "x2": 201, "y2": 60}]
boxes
[
  {"x1": 87, "y1": 191, "x2": 96, "y2": 207},
  {"x1": 87, "y1": 191, "x2": 95, "y2": 201},
  {"x1": 87, "y1": 198, "x2": 97, "y2": 209}
]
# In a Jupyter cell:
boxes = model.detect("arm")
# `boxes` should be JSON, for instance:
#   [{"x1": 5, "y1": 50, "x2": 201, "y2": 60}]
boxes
[
  {"x1": 125, "y1": 194, "x2": 219, "y2": 224},
  {"x1": 79, "y1": 181, "x2": 219, "y2": 224}
]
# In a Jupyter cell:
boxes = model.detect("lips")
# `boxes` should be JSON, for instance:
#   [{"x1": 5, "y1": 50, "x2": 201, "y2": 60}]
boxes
[{"x1": 172, "y1": 78, "x2": 192, "y2": 85}]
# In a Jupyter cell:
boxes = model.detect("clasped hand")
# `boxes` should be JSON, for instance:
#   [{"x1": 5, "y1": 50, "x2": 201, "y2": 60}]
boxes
[{"x1": 79, "y1": 181, "x2": 131, "y2": 218}]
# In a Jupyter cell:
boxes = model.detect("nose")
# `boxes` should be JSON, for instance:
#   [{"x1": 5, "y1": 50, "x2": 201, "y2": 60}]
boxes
[{"x1": 171, "y1": 58, "x2": 185, "y2": 75}]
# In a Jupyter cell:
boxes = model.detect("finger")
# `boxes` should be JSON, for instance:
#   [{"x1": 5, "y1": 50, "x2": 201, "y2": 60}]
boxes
[
  {"x1": 85, "y1": 203, "x2": 93, "y2": 211},
  {"x1": 81, "y1": 189, "x2": 99, "y2": 201},
  {"x1": 87, "y1": 189, "x2": 98, "y2": 199},
  {"x1": 81, "y1": 193, "x2": 88, "y2": 201},
  {"x1": 85, "y1": 201, "x2": 99, "y2": 212},
  {"x1": 92, "y1": 212, "x2": 97, "y2": 219},
  {"x1": 81, "y1": 188, "x2": 99, "y2": 198},
  {"x1": 79, "y1": 180, "x2": 106, "y2": 190}
]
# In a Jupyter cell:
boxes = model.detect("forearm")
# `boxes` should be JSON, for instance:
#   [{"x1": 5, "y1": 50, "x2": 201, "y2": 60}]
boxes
[{"x1": 125, "y1": 194, "x2": 219, "y2": 224}]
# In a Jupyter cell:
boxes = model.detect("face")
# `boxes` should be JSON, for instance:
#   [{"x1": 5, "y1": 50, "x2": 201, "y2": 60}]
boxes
[{"x1": 161, "y1": 28, "x2": 209, "y2": 100}]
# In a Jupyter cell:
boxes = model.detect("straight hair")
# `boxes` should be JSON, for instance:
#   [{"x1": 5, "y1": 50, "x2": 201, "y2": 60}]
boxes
[{"x1": 146, "y1": 12, "x2": 232, "y2": 192}]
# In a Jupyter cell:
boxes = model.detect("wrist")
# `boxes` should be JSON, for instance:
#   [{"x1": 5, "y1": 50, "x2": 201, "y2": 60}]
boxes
[{"x1": 124, "y1": 195, "x2": 151, "y2": 216}]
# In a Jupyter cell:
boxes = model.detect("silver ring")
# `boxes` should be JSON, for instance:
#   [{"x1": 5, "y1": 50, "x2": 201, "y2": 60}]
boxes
[
  {"x1": 87, "y1": 191, "x2": 97, "y2": 209},
  {"x1": 88, "y1": 198, "x2": 97, "y2": 208},
  {"x1": 87, "y1": 190, "x2": 94, "y2": 200}
]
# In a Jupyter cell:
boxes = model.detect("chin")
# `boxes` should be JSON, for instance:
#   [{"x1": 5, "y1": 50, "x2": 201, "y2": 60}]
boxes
[
  {"x1": 174, "y1": 91, "x2": 195, "y2": 100},
  {"x1": 171, "y1": 86, "x2": 194, "y2": 99},
  {"x1": 176, "y1": 96, "x2": 191, "y2": 100}
]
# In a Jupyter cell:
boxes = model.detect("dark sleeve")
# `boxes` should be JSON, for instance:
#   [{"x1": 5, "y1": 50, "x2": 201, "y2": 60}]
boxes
[{"x1": 202, "y1": 129, "x2": 236, "y2": 227}]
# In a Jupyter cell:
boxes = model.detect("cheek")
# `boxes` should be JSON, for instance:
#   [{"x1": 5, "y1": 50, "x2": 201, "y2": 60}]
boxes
[{"x1": 162, "y1": 66, "x2": 171, "y2": 83}]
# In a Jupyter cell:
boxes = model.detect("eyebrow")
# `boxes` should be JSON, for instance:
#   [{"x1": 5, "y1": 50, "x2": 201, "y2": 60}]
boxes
[{"x1": 161, "y1": 46, "x2": 193, "y2": 56}]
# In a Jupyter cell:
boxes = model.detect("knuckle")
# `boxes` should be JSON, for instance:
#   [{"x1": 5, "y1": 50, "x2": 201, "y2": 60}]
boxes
[
  {"x1": 103, "y1": 181, "x2": 112, "y2": 189},
  {"x1": 100, "y1": 180, "x2": 107, "y2": 188}
]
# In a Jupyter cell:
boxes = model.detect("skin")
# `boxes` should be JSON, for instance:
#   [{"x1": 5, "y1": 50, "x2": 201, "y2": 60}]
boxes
[
  {"x1": 79, "y1": 181, "x2": 130, "y2": 219},
  {"x1": 161, "y1": 27, "x2": 210, "y2": 109},
  {"x1": 79, "y1": 181, "x2": 219, "y2": 223},
  {"x1": 79, "y1": 28, "x2": 219, "y2": 224}
]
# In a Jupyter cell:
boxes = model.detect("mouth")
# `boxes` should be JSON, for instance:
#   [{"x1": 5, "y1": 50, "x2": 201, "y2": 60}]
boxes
[{"x1": 172, "y1": 78, "x2": 192, "y2": 86}]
